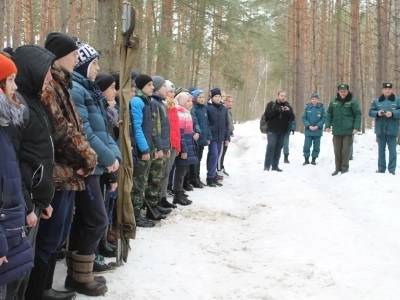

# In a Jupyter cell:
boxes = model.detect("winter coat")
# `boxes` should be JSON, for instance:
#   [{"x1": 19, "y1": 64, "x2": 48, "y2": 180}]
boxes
[
  {"x1": 151, "y1": 94, "x2": 171, "y2": 151},
  {"x1": 325, "y1": 92, "x2": 362, "y2": 135},
  {"x1": 130, "y1": 90, "x2": 154, "y2": 157},
  {"x1": 175, "y1": 106, "x2": 198, "y2": 165},
  {"x1": 191, "y1": 109, "x2": 201, "y2": 134},
  {"x1": 369, "y1": 94, "x2": 400, "y2": 136},
  {"x1": 40, "y1": 68, "x2": 98, "y2": 191},
  {"x1": 227, "y1": 108, "x2": 234, "y2": 135},
  {"x1": 11, "y1": 45, "x2": 56, "y2": 212},
  {"x1": 0, "y1": 94, "x2": 33, "y2": 285},
  {"x1": 70, "y1": 72, "x2": 121, "y2": 175},
  {"x1": 264, "y1": 100, "x2": 295, "y2": 134},
  {"x1": 207, "y1": 101, "x2": 231, "y2": 142},
  {"x1": 166, "y1": 97, "x2": 181, "y2": 152},
  {"x1": 301, "y1": 103, "x2": 327, "y2": 137},
  {"x1": 192, "y1": 102, "x2": 212, "y2": 147}
]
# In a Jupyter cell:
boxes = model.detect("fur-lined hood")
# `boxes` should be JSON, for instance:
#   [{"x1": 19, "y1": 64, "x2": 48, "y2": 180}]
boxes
[{"x1": 0, "y1": 93, "x2": 25, "y2": 127}]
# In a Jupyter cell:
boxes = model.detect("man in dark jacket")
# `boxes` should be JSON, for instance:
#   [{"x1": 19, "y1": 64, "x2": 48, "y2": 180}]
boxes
[
  {"x1": 325, "y1": 84, "x2": 361, "y2": 176},
  {"x1": 263, "y1": 91, "x2": 295, "y2": 171},
  {"x1": 6, "y1": 45, "x2": 55, "y2": 300},
  {"x1": 24, "y1": 33, "x2": 98, "y2": 300},
  {"x1": 369, "y1": 82, "x2": 400, "y2": 174}
]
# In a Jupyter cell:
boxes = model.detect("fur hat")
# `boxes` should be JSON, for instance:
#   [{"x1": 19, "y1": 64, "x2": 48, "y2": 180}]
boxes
[
  {"x1": 135, "y1": 74, "x2": 153, "y2": 90},
  {"x1": 45, "y1": 32, "x2": 78, "y2": 60},
  {"x1": 0, "y1": 54, "x2": 17, "y2": 81},
  {"x1": 310, "y1": 92, "x2": 319, "y2": 99},
  {"x1": 74, "y1": 40, "x2": 99, "y2": 78}
]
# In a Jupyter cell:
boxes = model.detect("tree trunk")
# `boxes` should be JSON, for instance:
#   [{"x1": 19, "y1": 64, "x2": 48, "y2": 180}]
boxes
[
  {"x1": 13, "y1": 0, "x2": 22, "y2": 47},
  {"x1": 97, "y1": 0, "x2": 117, "y2": 73}
]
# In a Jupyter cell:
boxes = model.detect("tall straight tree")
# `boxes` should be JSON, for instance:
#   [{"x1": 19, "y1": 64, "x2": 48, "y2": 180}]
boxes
[{"x1": 97, "y1": 0, "x2": 117, "y2": 73}]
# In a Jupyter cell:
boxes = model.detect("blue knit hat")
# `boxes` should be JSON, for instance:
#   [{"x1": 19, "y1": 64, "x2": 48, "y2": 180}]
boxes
[{"x1": 192, "y1": 89, "x2": 203, "y2": 101}]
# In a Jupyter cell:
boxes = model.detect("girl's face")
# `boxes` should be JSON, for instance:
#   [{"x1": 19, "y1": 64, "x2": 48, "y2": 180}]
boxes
[
  {"x1": 196, "y1": 93, "x2": 205, "y2": 104},
  {"x1": 4, "y1": 74, "x2": 18, "y2": 100},
  {"x1": 221, "y1": 92, "x2": 226, "y2": 102},
  {"x1": 88, "y1": 58, "x2": 100, "y2": 80},
  {"x1": 184, "y1": 100, "x2": 193, "y2": 110},
  {"x1": 166, "y1": 90, "x2": 175, "y2": 99},
  {"x1": 103, "y1": 82, "x2": 117, "y2": 105}
]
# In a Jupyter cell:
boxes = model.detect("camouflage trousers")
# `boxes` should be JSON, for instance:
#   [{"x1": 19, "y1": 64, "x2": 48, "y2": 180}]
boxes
[
  {"x1": 131, "y1": 153, "x2": 168, "y2": 208},
  {"x1": 145, "y1": 152, "x2": 168, "y2": 206}
]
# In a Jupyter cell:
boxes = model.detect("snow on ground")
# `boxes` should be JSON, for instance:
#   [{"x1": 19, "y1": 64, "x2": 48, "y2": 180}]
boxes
[{"x1": 55, "y1": 120, "x2": 400, "y2": 300}]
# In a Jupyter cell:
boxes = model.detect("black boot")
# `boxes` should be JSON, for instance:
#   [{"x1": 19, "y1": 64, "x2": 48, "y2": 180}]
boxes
[
  {"x1": 25, "y1": 252, "x2": 77, "y2": 300},
  {"x1": 190, "y1": 178, "x2": 204, "y2": 188},
  {"x1": 303, "y1": 157, "x2": 310, "y2": 165},
  {"x1": 311, "y1": 157, "x2": 316, "y2": 165},
  {"x1": 206, "y1": 178, "x2": 216, "y2": 187},
  {"x1": 160, "y1": 197, "x2": 177, "y2": 209},
  {"x1": 271, "y1": 166, "x2": 283, "y2": 172},
  {"x1": 284, "y1": 153, "x2": 290, "y2": 163},
  {"x1": 156, "y1": 204, "x2": 172, "y2": 214},
  {"x1": 183, "y1": 181, "x2": 194, "y2": 191},
  {"x1": 99, "y1": 242, "x2": 117, "y2": 258},
  {"x1": 146, "y1": 205, "x2": 166, "y2": 220},
  {"x1": 173, "y1": 190, "x2": 192, "y2": 206},
  {"x1": 134, "y1": 208, "x2": 155, "y2": 228},
  {"x1": 214, "y1": 177, "x2": 223, "y2": 186}
]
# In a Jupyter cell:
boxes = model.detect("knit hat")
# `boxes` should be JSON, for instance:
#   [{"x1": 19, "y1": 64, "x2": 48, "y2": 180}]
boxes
[
  {"x1": 45, "y1": 32, "x2": 78, "y2": 60},
  {"x1": 310, "y1": 92, "x2": 319, "y2": 99},
  {"x1": 175, "y1": 87, "x2": 189, "y2": 97},
  {"x1": 210, "y1": 88, "x2": 221, "y2": 98},
  {"x1": 74, "y1": 40, "x2": 99, "y2": 78},
  {"x1": 192, "y1": 89, "x2": 203, "y2": 101},
  {"x1": 382, "y1": 82, "x2": 393, "y2": 89},
  {"x1": 175, "y1": 92, "x2": 193, "y2": 106},
  {"x1": 188, "y1": 87, "x2": 197, "y2": 93},
  {"x1": 165, "y1": 80, "x2": 175, "y2": 91},
  {"x1": 2, "y1": 46, "x2": 13, "y2": 56},
  {"x1": 152, "y1": 76, "x2": 166, "y2": 92},
  {"x1": 131, "y1": 70, "x2": 138, "y2": 79},
  {"x1": 0, "y1": 54, "x2": 17, "y2": 81},
  {"x1": 337, "y1": 83, "x2": 349, "y2": 91},
  {"x1": 111, "y1": 73, "x2": 120, "y2": 90},
  {"x1": 135, "y1": 74, "x2": 153, "y2": 90},
  {"x1": 95, "y1": 72, "x2": 115, "y2": 92}
]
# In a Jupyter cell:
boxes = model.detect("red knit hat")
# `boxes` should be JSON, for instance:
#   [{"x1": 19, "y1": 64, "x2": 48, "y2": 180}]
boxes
[{"x1": 0, "y1": 54, "x2": 17, "y2": 81}]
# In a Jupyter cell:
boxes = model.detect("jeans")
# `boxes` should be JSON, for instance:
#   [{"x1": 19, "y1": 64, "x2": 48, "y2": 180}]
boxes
[{"x1": 264, "y1": 132, "x2": 286, "y2": 167}]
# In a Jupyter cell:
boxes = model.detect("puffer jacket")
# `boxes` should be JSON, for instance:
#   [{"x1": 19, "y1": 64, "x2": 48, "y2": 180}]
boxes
[
  {"x1": 70, "y1": 72, "x2": 121, "y2": 175},
  {"x1": 165, "y1": 97, "x2": 181, "y2": 152},
  {"x1": 151, "y1": 93, "x2": 171, "y2": 151},
  {"x1": 0, "y1": 94, "x2": 33, "y2": 285},
  {"x1": 302, "y1": 102, "x2": 327, "y2": 137},
  {"x1": 369, "y1": 93, "x2": 400, "y2": 136},
  {"x1": 192, "y1": 102, "x2": 211, "y2": 147},
  {"x1": 12, "y1": 45, "x2": 56, "y2": 212},
  {"x1": 207, "y1": 101, "x2": 230, "y2": 142},
  {"x1": 325, "y1": 92, "x2": 362, "y2": 135},
  {"x1": 41, "y1": 68, "x2": 98, "y2": 191},
  {"x1": 175, "y1": 106, "x2": 198, "y2": 166}
]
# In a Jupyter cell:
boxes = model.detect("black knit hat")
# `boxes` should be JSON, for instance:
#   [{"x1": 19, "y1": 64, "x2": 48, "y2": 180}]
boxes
[
  {"x1": 45, "y1": 32, "x2": 78, "y2": 60},
  {"x1": 111, "y1": 73, "x2": 120, "y2": 90},
  {"x1": 135, "y1": 74, "x2": 153, "y2": 90},
  {"x1": 211, "y1": 88, "x2": 222, "y2": 98},
  {"x1": 95, "y1": 72, "x2": 115, "y2": 92}
]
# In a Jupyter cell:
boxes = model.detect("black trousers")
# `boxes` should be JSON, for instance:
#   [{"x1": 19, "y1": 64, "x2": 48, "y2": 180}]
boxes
[
  {"x1": 174, "y1": 165, "x2": 188, "y2": 192},
  {"x1": 68, "y1": 175, "x2": 108, "y2": 255}
]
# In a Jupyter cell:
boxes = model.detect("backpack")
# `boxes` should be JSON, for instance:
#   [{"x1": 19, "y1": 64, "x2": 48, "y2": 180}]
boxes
[{"x1": 260, "y1": 101, "x2": 275, "y2": 134}]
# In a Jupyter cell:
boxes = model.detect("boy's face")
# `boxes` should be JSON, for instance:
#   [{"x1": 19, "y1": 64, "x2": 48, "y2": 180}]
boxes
[
  {"x1": 311, "y1": 97, "x2": 319, "y2": 106},
  {"x1": 88, "y1": 58, "x2": 100, "y2": 80},
  {"x1": 196, "y1": 93, "x2": 205, "y2": 104},
  {"x1": 225, "y1": 98, "x2": 233, "y2": 109},
  {"x1": 142, "y1": 81, "x2": 154, "y2": 96},
  {"x1": 130, "y1": 87, "x2": 136, "y2": 99},
  {"x1": 212, "y1": 94, "x2": 222, "y2": 104},
  {"x1": 156, "y1": 83, "x2": 167, "y2": 97},
  {"x1": 103, "y1": 82, "x2": 117, "y2": 105}
]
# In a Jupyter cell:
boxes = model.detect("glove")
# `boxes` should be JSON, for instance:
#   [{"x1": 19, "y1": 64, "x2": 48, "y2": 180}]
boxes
[{"x1": 291, "y1": 130, "x2": 294, "y2": 135}]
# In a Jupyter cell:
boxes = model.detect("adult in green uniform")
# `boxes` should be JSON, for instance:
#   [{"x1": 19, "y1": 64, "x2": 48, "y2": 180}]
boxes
[
  {"x1": 369, "y1": 82, "x2": 400, "y2": 175},
  {"x1": 325, "y1": 84, "x2": 362, "y2": 176}
]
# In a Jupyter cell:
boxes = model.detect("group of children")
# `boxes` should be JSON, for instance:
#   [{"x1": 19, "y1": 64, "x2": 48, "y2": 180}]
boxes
[{"x1": 0, "y1": 32, "x2": 235, "y2": 299}]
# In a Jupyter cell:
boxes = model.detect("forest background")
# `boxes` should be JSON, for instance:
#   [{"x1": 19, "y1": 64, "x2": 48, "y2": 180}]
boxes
[{"x1": 0, "y1": 0, "x2": 398, "y2": 133}]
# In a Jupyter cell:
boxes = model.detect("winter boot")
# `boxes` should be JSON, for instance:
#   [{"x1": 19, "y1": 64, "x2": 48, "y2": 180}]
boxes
[
  {"x1": 99, "y1": 242, "x2": 117, "y2": 258},
  {"x1": 156, "y1": 204, "x2": 172, "y2": 214},
  {"x1": 271, "y1": 166, "x2": 283, "y2": 172},
  {"x1": 284, "y1": 153, "x2": 290, "y2": 163},
  {"x1": 311, "y1": 157, "x2": 317, "y2": 165},
  {"x1": 303, "y1": 158, "x2": 310, "y2": 165},
  {"x1": 160, "y1": 197, "x2": 177, "y2": 209},
  {"x1": 206, "y1": 178, "x2": 216, "y2": 187},
  {"x1": 107, "y1": 226, "x2": 117, "y2": 245},
  {"x1": 264, "y1": 165, "x2": 270, "y2": 171},
  {"x1": 183, "y1": 181, "x2": 194, "y2": 191},
  {"x1": 214, "y1": 177, "x2": 223, "y2": 186},
  {"x1": 146, "y1": 205, "x2": 166, "y2": 220},
  {"x1": 134, "y1": 208, "x2": 155, "y2": 228},
  {"x1": 190, "y1": 178, "x2": 204, "y2": 189},
  {"x1": 65, "y1": 251, "x2": 106, "y2": 291},
  {"x1": 71, "y1": 252, "x2": 108, "y2": 296},
  {"x1": 93, "y1": 255, "x2": 116, "y2": 274},
  {"x1": 173, "y1": 191, "x2": 192, "y2": 206}
]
